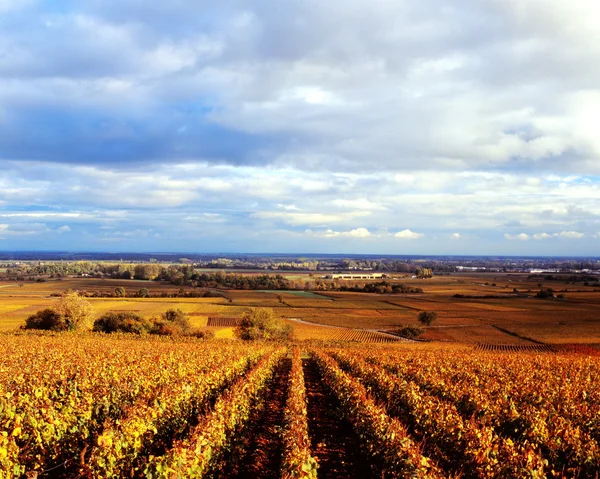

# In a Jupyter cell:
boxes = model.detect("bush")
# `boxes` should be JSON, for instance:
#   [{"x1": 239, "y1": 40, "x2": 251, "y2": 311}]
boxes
[
  {"x1": 114, "y1": 287, "x2": 126, "y2": 297},
  {"x1": 54, "y1": 292, "x2": 95, "y2": 330},
  {"x1": 394, "y1": 325, "x2": 424, "y2": 339},
  {"x1": 23, "y1": 292, "x2": 94, "y2": 331},
  {"x1": 188, "y1": 328, "x2": 215, "y2": 339},
  {"x1": 161, "y1": 308, "x2": 190, "y2": 331},
  {"x1": 150, "y1": 321, "x2": 185, "y2": 336},
  {"x1": 536, "y1": 288, "x2": 555, "y2": 299},
  {"x1": 137, "y1": 288, "x2": 150, "y2": 298},
  {"x1": 93, "y1": 312, "x2": 153, "y2": 334},
  {"x1": 148, "y1": 309, "x2": 191, "y2": 336},
  {"x1": 235, "y1": 307, "x2": 293, "y2": 341},
  {"x1": 24, "y1": 309, "x2": 67, "y2": 331},
  {"x1": 417, "y1": 311, "x2": 437, "y2": 326}
]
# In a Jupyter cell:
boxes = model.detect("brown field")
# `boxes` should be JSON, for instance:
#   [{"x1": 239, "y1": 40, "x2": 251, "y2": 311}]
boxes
[{"x1": 1, "y1": 272, "x2": 600, "y2": 346}]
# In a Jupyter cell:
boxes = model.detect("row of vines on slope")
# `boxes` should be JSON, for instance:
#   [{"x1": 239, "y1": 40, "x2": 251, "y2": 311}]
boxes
[
  {"x1": 3, "y1": 336, "x2": 600, "y2": 478},
  {"x1": 0, "y1": 335, "x2": 276, "y2": 478},
  {"x1": 360, "y1": 347, "x2": 600, "y2": 477}
]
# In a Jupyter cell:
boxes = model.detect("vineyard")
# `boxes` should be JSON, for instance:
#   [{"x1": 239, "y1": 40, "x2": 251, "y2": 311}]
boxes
[
  {"x1": 2, "y1": 335, "x2": 600, "y2": 478},
  {"x1": 475, "y1": 343, "x2": 555, "y2": 353},
  {"x1": 206, "y1": 317, "x2": 241, "y2": 327}
]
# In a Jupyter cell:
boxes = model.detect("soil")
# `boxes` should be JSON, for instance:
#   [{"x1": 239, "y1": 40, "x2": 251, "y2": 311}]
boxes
[
  {"x1": 218, "y1": 358, "x2": 291, "y2": 479},
  {"x1": 302, "y1": 358, "x2": 373, "y2": 479}
]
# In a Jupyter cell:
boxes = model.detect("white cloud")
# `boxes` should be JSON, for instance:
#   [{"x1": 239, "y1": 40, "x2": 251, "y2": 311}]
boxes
[
  {"x1": 451, "y1": 233, "x2": 461, "y2": 239},
  {"x1": 511, "y1": 231, "x2": 585, "y2": 241},
  {"x1": 251, "y1": 211, "x2": 367, "y2": 227},
  {"x1": 533, "y1": 232, "x2": 552, "y2": 240},
  {"x1": 555, "y1": 231, "x2": 584, "y2": 239},
  {"x1": 505, "y1": 233, "x2": 530, "y2": 241},
  {"x1": 323, "y1": 227, "x2": 372, "y2": 238},
  {"x1": 394, "y1": 229, "x2": 423, "y2": 239},
  {"x1": 0, "y1": 0, "x2": 599, "y2": 176}
]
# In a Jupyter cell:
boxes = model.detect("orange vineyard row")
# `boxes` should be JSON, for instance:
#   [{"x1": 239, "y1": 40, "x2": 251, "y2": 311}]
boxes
[{"x1": 2, "y1": 335, "x2": 600, "y2": 477}]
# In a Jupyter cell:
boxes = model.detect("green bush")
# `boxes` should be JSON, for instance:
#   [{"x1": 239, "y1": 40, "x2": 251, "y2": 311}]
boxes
[{"x1": 24, "y1": 309, "x2": 68, "y2": 331}]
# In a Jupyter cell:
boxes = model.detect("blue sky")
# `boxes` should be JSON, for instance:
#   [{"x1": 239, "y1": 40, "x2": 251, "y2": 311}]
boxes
[{"x1": 1, "y1": 0, "x2": 599, "y2": 254}]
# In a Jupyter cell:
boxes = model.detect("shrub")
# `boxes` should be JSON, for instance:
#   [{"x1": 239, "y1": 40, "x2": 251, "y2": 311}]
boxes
[
  {"x1": 93, "y1": 312, "x2": 153, "y2": 334},
  {"x1": 417, "y1": 311, "x2": 437, "y2": 326},
  {"x1": 23, "y1": 292, "x2": 94, "y2": 331},
  {"x1": 114, "y1": 287, "x2": 126, "y2": 297},
  {"x1": 394, "y1": 325, "x2": 424, "y2": 339},
  {"x1": 137, "y1": 288, "x2": 150, "y2": 298},
  {"x1": 150, "y1": 321, "x2": 185, "y2": 336},
  {"x1": 24, "y1": 309, "x2": 67, "y2": 331},
  {"x1": 161, "y1": 308, "x2": 190, "y2": 331},
  {"x1": 536, "y1": 288, "x2": 555, "y2": 299},
  {"x1": 148, "y1": 309, "x2": 191, "y2": 336},
  {"x1": 235, "y1": 307, "x2": 293, "y2": 341},
  {"x1": 188, "y1": 328, "x2": 215, "y2": 340},
  {"x1": 54, "y1": 292, "x2": 95, "y2": 330},
  {"x1": 202, "y1": 289, "x2": 222, "y2": 298}
]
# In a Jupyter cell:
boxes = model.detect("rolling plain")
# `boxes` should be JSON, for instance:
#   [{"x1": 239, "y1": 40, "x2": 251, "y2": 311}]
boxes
[{"x1": 1, "y1": 272, "x2": 600, "y2": 346}]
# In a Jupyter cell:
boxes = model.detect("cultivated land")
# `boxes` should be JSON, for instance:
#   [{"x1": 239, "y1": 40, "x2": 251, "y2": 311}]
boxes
[
  {"x1": 2, "y1": 272, "x2": 600, "y2": 477},
  {"x1": 2, "y1": 336, "x2": 600, "y2": 478},
  {"x1": 1, "y1": 272, "x2": 600, "y2": 346}
]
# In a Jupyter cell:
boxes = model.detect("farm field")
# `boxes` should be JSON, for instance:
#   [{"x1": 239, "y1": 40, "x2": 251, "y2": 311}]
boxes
[
  {"x1": 1, "y1": 272, "x2": 600, "y2": 345},
  {"x1": 2, "y1": 335, "x2": 600, "y2": 478}
]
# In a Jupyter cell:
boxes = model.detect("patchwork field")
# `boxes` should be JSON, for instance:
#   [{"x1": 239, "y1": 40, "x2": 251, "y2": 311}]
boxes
[{"x1": 1, "y1": 272, "x2": 600, "y2": 346}]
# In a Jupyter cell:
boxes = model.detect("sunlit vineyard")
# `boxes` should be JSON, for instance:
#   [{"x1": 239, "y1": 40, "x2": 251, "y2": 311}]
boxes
[
  {"x1": 2, "y1": 334, "x2": 600, "y2": 478},
  {"x1": 475, "y1": 343, "x2": 554, "y2": 353}
]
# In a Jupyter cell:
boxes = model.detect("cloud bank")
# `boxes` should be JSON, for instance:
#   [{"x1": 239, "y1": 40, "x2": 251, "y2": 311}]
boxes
[{"x1": 0, "y1": 1, "x2": 599, "y2": 254}]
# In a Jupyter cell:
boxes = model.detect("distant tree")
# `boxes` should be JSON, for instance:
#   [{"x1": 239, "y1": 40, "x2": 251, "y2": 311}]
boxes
[
  {"x1": 415, "y1": 268, "x2": 433, "y2": 279},
  {"x1": 115, "y1": 286, "x2": 126, "y2": 297},
  {"x1": 235, "y1": 307, "x2": 293, "y2": 341},
  {"x1": 536, "y1": 288, "x2": 555, "y2": 299},
  {"x1": 417, "y1": 311, "x2": 437, "y2": 326},
  {"x1": 137, "y1": 288, "x2": 150, "y2": 298},
  {"x1": 134, "y1": 264, "x2": 161, "y2": 280}
]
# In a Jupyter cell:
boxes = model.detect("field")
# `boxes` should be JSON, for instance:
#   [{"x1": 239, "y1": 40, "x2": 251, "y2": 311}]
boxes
[
  {"x1": 2, "y1": 273, "x2": 600, "y2": 346},
  {"x1": 2, "y1": 334, "x2": 600, "y2": 478},
  {"x1": 2, "y1": 273, "x2": 600, "y2": 477}
]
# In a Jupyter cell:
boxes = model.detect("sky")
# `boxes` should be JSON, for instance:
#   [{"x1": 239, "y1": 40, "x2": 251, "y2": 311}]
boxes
[{"x1": 0, "y1": 0, "x2": 599, "y2": 255}]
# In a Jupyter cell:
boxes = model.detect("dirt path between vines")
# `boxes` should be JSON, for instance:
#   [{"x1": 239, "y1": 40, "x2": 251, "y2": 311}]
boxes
[
  {"x1": 303, "y1": 358, "x2": 373, "y2": 479},
  {"x1": 221, "y1": 358, "x2": 291, "y2": 479}
]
